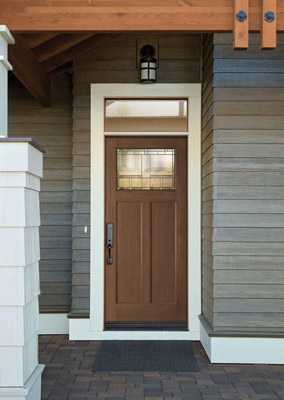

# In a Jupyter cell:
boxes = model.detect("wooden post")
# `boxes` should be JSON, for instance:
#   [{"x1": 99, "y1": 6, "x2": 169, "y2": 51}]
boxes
[
  {"x1": 261, "y1": 0, "x2": 277, "y2": 49},
  {"x1": 0, "y1": 26, "x2": 14, "y2": 137},
  {"x1": 233, "y1": 0, "x2": 249, "y2": 50}
]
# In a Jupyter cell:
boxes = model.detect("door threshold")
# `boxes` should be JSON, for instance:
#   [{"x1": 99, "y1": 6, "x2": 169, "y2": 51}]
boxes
[{"x1": 105, "y1": 322, "x2": 188, "y2": 331}]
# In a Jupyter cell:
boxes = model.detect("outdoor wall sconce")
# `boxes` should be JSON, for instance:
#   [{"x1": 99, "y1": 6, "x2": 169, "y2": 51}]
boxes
[{"x1": 140, "y1": 44, "x2": 157, "y2": 83}]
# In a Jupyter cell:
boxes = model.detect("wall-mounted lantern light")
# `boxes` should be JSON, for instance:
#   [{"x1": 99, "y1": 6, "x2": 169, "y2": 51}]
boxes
[{"x1": 140, "y1": 44, "x2": 157, "y2": 83}]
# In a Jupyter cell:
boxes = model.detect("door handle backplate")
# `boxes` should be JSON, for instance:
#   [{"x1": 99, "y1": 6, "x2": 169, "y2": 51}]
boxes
[{"x1": 106, "y1": 222, "x2": 113, "y2": 265}]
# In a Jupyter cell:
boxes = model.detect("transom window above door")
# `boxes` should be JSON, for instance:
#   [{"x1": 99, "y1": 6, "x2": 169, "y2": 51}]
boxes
[
  {"x1": 117, "y1": 148, "x2": 175, "y2": 190},
  {"x1": 105, "y1": 99, "x2": 188, "y2": 132}
]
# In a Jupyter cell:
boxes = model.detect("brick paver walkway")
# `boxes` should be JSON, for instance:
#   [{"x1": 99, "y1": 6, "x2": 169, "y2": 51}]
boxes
[{"x1": 39, "y1": 335, "x2": 284, "y2": 400}]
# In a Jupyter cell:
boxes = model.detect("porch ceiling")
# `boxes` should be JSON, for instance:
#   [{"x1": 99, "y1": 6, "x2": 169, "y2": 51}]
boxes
[
  {"x1": 8, "y1": 32, "x2": 118, "y2": 106},
  {"x1": 2, "y1": 0, "x2": 282, "y2": 105}
]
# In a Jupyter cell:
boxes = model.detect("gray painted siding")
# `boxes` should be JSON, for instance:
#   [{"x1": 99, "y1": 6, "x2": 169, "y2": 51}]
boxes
[
  {"x1": 202, "y1": 33, "x2": 284, "y2": 333},
  {"x1": 201, "y1": 34, "x2": 214, "y2": 328},
  {"x1": 8, "y1": 75, "x2": 73, "y2": 312},
  {"x1": 71, "y1": 34, "x2": 202, "y2": 315}
]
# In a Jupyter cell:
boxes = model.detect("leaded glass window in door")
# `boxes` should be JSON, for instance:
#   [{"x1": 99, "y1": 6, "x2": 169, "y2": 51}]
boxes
[{"x1": 117, "y1": 148, "x2": 175, "y2": 190}]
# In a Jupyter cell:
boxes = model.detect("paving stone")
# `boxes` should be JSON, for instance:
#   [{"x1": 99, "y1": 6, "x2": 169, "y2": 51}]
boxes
[
  {"x1": 144, "y1": 389, "x2": 167, "y2": 396},
  {"x1": 136, "y1": 383, "x2": 162, "y2": 389},
  {"x1": 144, "y1": 398, "x2": 164, "y2": 400},
  {"x1": 39, "y1": 335, "x2": 284, "y2": 400}
]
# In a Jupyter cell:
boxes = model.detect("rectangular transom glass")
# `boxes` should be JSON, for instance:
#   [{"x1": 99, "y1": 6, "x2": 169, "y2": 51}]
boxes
[
  {"x1": 105, "y1": 99, "x2": 188, "y2": 132},
  {"x1": 117, "y1": 148, "x2": 175, "y2": 190}
]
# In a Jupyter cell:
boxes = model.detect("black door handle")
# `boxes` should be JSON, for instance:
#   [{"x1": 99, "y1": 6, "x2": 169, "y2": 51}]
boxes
[{"x1": 106, "y1": 222, "x2": 113, "y2": 265}]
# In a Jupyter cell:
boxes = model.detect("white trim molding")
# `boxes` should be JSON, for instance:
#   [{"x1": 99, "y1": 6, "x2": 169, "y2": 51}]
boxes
[
  {"x1": 200, "y1": 318, "x2": 284, "y2": 364},
  {"x1": 0, "y1": 26, "x2": 15, "y2": 46},
  {"x1": 69, "y1": 83, "x2": 202, "y2": 340},
  {"x1": 39, "y1": 314, "x2": 69, "y2": 335},
  {"x1": 69, "y1": 318, "x2": 200, "y2": 341},
  {"x1": 0, "y1": 26, "x2": 14, "y2": 138}
]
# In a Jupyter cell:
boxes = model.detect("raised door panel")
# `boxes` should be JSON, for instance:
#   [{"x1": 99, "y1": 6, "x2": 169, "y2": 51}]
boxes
[
  {"x1": 152, "y1": 201, "x2": 176, "y2": 304},
  {"x1": 116, "y1": 202, "x2": 142, "y2": 303}
]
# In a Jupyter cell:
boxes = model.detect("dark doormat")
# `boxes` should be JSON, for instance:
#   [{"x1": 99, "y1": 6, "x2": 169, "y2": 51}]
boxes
[{"x1": 93, "y1": 340, "x2": 199, "y2": 372}]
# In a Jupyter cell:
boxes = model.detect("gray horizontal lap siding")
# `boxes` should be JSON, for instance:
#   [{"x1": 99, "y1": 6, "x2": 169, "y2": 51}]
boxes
[
  {"x1": 201, "y1": 34, "x2": 214, "y2": 328},
  {"x1": 202, "y1": 33, "x2": 284, "y2": 333},
  {"x1": 71, "y1": 33, "x2": 202, "y2": 315},
  {"x1": 8, "y1": 75, "x2": 73, "y2": 313}
]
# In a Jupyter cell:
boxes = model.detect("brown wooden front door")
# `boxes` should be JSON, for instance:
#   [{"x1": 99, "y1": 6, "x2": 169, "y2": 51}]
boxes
[{"x1": 105, "y1": 136, "x2": 187, "y2": 326}]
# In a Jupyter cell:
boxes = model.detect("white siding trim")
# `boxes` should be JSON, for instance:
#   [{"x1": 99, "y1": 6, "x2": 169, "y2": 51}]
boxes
[
  {"x1": 39, "y1": 313, "x2": 69, "y2": 335},
  {"x1": 200, "y1": 321, "x2": 284, "y2": 364}
]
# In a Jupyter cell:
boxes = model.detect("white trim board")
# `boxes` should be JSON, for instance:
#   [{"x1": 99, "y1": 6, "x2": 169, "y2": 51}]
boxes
[
  {"x1": 39, "y1": 313, "x2": 69, "y2": 334},
  {"x1": 69, "y1": 318, "x2": 200, "y2": 341},
  {"x1": 200, "y1": 321, "x2": 284, "y2": 364},
  {"x1": 69, "y1": 83, "x2": 202, "y2": 341}
]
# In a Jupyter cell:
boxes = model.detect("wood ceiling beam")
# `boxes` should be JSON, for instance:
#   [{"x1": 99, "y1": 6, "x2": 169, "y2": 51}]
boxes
[
  {"x1": 1, "y1": 2, "x2": 284, "y2": 32},
  {"x1": 8, "y1": 34, "x2": 51, "y2": 107},
  {"x1": 33, "y1": 32, "x2": 95, "y2": 62},
  {"x1": 261, "y1": 0, "x2": 277, "y2": 49},
  {"x1": 233, "y1": 0, "x2": 249, "y2": 49},
  {"x1": 48, "y1": 65, "x2": 70, "y2": 80},
  {"x1": 42, "y1": 34, "x2": 119, "y2": 72},
  {"x1": 23, "y1": 32, "x2": 59, "y2": 48}
]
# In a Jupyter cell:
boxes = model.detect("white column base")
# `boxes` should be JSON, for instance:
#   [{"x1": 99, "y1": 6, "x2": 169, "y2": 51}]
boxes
[
  {"x1": 200, "y1": 318, "x2": 284, "y2": 364},
  {"x1": 0, "y1": 365, "x2": 44, "y2": 400}
]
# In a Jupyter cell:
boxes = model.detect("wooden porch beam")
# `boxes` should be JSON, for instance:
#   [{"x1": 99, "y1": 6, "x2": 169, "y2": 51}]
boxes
[
  {"x1": 42, "y1": 34, "x2": 119, "y2": 73},
  {"x1": 8, "y1": 34, "x2": 51, "y2": 107},
  {"x1": 48, "y1": 64, "x2": 70, "y2": 80},
  {"x1": 23, "y1": 32, "x2": 59, "y2": 48},
  {"x1": 261, "y1": 0, "x2": 277, "y2": 49},
  {"x1": 233, "y1": 0, "x2": 249, "y2": 49},
  {"x1": 33, "y1": 32, "x2": 95, "y2": 62},
  {"x1": 0, "y1": 2, "x2": 283, "y2": 32}
]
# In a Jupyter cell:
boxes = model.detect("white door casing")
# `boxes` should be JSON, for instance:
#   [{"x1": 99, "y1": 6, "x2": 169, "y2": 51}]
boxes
[{"x1": 70, "y1": 83, "x2": 202, "y2": 340}]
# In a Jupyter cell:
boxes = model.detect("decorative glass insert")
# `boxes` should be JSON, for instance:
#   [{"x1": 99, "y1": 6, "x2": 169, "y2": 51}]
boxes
[
  {"x1": 105, "y1": 99, "x2": 188, "y2": 132},
  {"x1": 117, "y1": 148, "x2": 175, "y2": 190}
]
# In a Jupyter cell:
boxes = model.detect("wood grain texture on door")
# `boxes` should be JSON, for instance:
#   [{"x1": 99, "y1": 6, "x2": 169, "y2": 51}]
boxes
[{"x1": 105, "y1": 137, "x2": 187, "y2": 324}]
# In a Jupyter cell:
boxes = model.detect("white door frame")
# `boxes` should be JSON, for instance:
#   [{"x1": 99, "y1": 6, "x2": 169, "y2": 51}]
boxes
[{"x1": 70, "y1": 83, "x2": 201, "y2": 340}]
